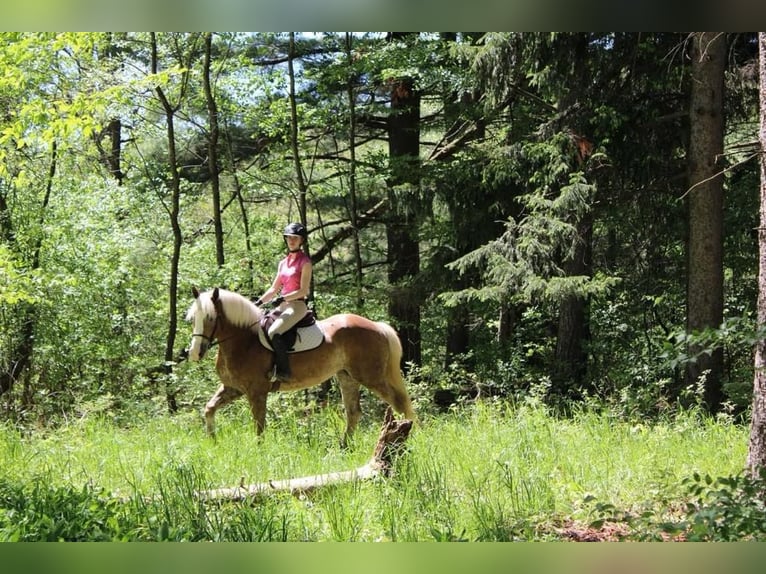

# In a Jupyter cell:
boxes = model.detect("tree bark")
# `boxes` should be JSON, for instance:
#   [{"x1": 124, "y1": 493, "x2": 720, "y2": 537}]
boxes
[
  {"x1": 287, "y1": 33, "x2": 308, "y2": 226},
  {"x1": 95, "y1": 119, "x2": 124, "y2": 184},
  {"x1": 387, "y1": 33, "x2": 422, "y2": 371},
  {"x1": 203, "y1": 32, "x2": 225, "y2": 268},
  {"x1": 747, "y1": 32, "x2": 766, "y2": 477},
  {"x1": 345, "y1": 32, "x2": 364, "y2": 311},
  {"x1": 440, "y1": 32, "x2": 485, "y2": 368},
  {"x1": 287, "y1": 32, "x2": 314, "y2": 305},
  {"x1": 685, "y1": 32, "x2": 726, "y2": 412},
  {"x1": 552, "y1": 34, "x2": 593, "y2": 398},
  {"x1": 553, "y1": 219, "x2": 593, "y2": 397},
  {"x1": 152, "y1": 32, "x2": 186, "y2": 413}
]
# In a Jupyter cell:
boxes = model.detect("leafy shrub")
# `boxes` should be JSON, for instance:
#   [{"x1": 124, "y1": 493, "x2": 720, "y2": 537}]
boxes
[
  {"x1": 0, "y1": 476, "x2": 127, "y2": 541},
  {"x1": 0, "y1": 469, "x2": 293, "y2": 542},
  {"x1": 676, "y1": 469, "x2": 766, "y2": 541},
  {"x1": 585, "y1": 468, "x2": 766, "y2": 541}
]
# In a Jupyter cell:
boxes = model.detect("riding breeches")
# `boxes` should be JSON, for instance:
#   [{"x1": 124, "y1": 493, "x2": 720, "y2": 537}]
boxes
[{"x1": 267, "y1": 300, "x2": 308, "y2": 337}]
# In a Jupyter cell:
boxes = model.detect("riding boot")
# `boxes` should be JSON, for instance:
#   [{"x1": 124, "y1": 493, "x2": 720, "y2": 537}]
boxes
[{"x1": 269, "y1": 334, "x2": 291, "y2": 383}]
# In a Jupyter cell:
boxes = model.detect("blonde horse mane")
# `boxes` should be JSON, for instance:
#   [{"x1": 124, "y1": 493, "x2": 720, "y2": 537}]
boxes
[{"x1": 186, "y1": 288, "x2": 263, "y2": 331}]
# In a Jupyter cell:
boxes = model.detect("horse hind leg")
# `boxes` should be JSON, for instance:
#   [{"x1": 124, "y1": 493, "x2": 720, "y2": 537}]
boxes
[
  {"x1": 337, "y1": 371, "x2": 362, "y2": 446},
  {"x1": 386, "y1": 370, "x2": 417, "y2": 422},
  {"x1": 373, "y1": 355, "x2": 416, "y2": 423},
  {"x1": 204, "y1": 384, "x2": 243, "y2": 436},
  {"x1": 348, "y1": 363, "x2": 416, "y2": 426}
]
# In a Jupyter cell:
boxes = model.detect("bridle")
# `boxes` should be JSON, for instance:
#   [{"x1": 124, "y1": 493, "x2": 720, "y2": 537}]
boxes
[
  {"x1": 181, "y1": 299, "x2": 251, "y2": 363},
  {"x1": 191, "y1": 313, "x2": 220, "y2": 354}
]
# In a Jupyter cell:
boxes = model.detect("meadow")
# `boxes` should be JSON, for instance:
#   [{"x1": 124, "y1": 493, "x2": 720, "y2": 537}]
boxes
[{"x1": 0, "y1": 393, "x2": 753, "y2": 542}]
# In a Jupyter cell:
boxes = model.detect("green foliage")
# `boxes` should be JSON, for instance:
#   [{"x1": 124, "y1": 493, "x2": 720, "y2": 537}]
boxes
[
  {"x1": 444, "y1": 120, "x2": 616, "y2": 306},
  {"x1": 0, "y1": 244, "x2": 37, "y2": 305},
  {"x1": 586, "y1": 469, "x2": 766, "y2": 541},
  {"x1": 0, "y1": 477, "x2": 126, "y2": 542},
  {"x1": 656, "y1": 316, "x2": 762, "y2": 414},
  {"x1": 678, "y1": 470, "x2": 766, "y2": 541},
  {"x1": 0, "y1": 33, "x2": 761, "y2": 439},
  {"x1": 0, "y1": 466, "x2": 294, "y2": 542},
  {"x1": 0, "y1": 399, "x2": 749, "y2": 541}
]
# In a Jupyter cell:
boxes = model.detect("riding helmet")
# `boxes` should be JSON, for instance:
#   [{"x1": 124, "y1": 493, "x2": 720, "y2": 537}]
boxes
[{"x1": 283, "y1": 222, "x2": 308, "y2": 239}]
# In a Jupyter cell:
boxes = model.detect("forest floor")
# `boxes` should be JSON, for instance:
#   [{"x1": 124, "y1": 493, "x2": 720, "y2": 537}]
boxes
[{"x1": 556, "y1": 520, "x2": 631, "y2": 541}]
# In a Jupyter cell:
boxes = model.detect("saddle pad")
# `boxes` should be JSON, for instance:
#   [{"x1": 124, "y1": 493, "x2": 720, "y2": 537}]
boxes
[{"x1": 258, "y1": 322, "x2": 325, "y2": 353}]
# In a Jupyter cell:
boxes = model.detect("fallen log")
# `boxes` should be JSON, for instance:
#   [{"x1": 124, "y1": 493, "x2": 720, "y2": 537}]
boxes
[{"x1": 197, "y1": 407, "x2": 413, "y2": 502}]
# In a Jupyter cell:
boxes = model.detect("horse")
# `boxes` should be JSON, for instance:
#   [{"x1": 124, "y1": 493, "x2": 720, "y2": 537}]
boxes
[{"x1": 184, "y1": 287, "x2": 416, "y2": 443}]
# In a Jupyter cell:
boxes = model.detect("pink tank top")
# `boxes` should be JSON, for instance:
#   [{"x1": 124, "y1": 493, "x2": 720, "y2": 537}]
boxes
[{"x1": 277, "y1": 251, "x2": 310, "y2": 294}]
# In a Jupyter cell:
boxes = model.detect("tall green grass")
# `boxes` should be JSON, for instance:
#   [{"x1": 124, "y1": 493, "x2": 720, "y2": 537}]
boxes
[{"x1": 0, "y1": 395, "x2": 749, "y2": 541}]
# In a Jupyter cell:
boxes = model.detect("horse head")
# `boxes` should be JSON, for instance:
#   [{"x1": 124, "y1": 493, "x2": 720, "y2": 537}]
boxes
[
  {"x1": 185, "y1": 287, "x2": 262, "y2": 361},
  {"x1": 185, "y1": 287, "x2": 220, "y2": 361}
]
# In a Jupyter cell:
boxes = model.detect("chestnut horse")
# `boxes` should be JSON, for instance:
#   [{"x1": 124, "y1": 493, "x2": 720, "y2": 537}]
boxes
[{"x1": 185, "y1": 287, "x2": 416, "y2": 442}]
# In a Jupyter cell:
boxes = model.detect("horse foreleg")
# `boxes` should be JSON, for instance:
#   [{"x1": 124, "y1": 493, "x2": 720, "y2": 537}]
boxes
[
  {"x1": 338, "y1": 374, "x2": 362, "y2": 447},
  {"x1": 204, "y1": 384, "x2": 243, "y2": 436},
  {"x1": 248, "y1": 391, "x2": 268, "y2": 436}
]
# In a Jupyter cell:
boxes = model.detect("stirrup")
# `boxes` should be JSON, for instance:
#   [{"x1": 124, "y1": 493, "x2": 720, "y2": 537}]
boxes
[{"x1": 268, "y1": 365, "x2": 289, "y2": 383}]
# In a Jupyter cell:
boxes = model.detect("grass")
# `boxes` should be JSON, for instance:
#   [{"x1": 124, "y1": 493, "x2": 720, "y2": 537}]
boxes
[{"x1": 0, "y1": 393, "x2": 750, "y2": 541}]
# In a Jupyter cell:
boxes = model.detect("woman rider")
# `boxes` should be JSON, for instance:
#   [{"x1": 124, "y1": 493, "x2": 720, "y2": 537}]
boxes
[{"x1": 252, "y1": 222, "x2": 312, "y2": 383}]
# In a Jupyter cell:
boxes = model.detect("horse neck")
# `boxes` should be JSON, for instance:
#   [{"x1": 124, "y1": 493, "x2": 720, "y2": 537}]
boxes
[{"x1": 215, "y1": 314, "x2": 256, "y2": 354}]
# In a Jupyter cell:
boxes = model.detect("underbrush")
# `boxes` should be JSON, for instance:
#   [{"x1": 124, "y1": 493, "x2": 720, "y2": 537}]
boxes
[
  {"x1": 0, "y1": 395, "x2": 752, "y2": 541},
  {"x1": 583, "y1": 468, "x2": 766, "y2": 541}
]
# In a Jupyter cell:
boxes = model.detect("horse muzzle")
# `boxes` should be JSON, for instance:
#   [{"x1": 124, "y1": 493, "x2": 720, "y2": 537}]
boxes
[{"x1": 187, "y1": 337, "x2": 210, "y2": 362}]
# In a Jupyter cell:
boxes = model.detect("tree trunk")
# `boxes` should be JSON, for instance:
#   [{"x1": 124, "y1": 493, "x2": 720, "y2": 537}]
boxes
[
  {"x1": 152, "y1": 32, "x2": 184, "y2": 413},
  {"x1": 287, "y1": 33, "x2": 314, "y2": 302},
  {"x1": 0, "y1": 142, "x2": 56, "y2": 400},
  {"x1": 552, "y1": 34, "x2": 593, "y2": 398},
  {"x1": 747, "y1": 32, "x2": 766, "y2": 477},
  {"x1": 440, "y1": 32, "x2": 485, "y2": 368},
  {"x1": 95, "y1": 118, "x2": 124, "y2": 185},
  {"x1": 288, "y1": 33, "x2": 308, "y2": 227},
  {"x1": 553, "y1": 219, "x2": 592, "y2": 397},
  {"x1": 685, "y1": 32, "x2": 726, "y2": 413},
  {"x1": 95, "y1": 37, "x2": 124, "y2": 185},
  {"x1": 387, "y1": 33, "x2": 422, "y2": 371},
  {"x1": 203, "y1": 32, "x2": 225, "y2": 268},
  {"x1": 345, "y1": 32, "x2": 364, "y2": 311}
]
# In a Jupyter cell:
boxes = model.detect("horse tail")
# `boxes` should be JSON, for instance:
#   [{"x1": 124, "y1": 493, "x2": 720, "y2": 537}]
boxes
[
  {"x1": 376, "y1": 321, "x2": 416, "y2": 422},
  {"x1": 376, "y1": 320, "x2": 403, "y2": 366}
]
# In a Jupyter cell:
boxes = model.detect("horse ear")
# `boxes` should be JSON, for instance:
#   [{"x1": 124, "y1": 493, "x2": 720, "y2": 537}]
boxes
[
  {"x1": 192, "y1": 286, "x2": 200, "y2": 299},
  {"x1": 212, "y1": 287, "x2": 220, "y2": 302}
]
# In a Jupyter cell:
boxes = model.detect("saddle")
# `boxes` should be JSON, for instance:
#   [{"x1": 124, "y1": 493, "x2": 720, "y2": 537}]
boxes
[{"x1": 257, "y1": 309, "x2": 324, "y2": 353}]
